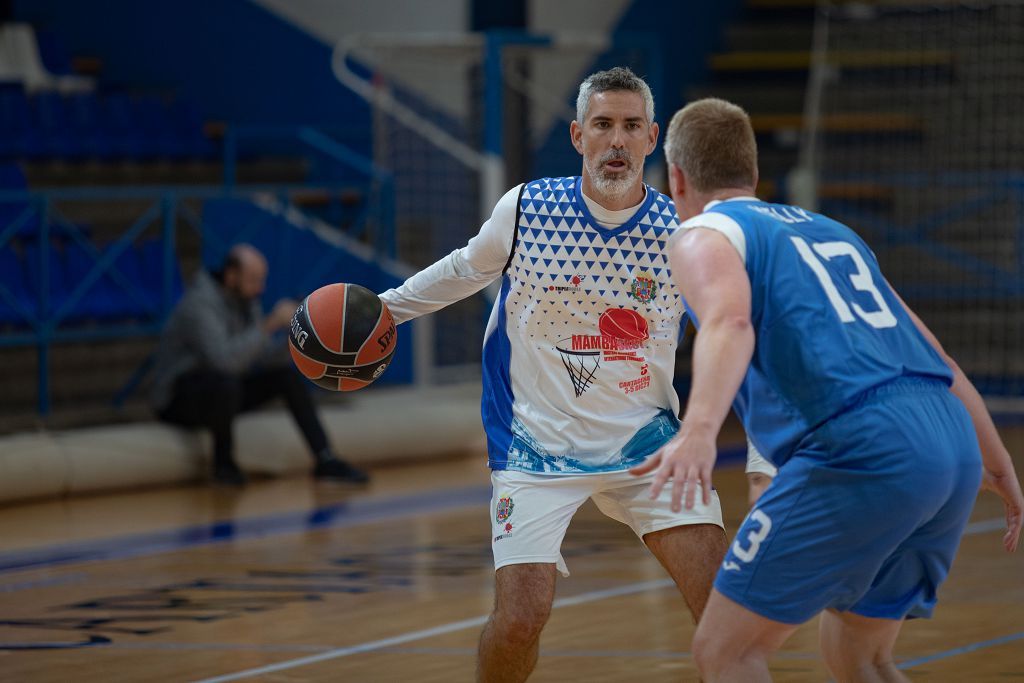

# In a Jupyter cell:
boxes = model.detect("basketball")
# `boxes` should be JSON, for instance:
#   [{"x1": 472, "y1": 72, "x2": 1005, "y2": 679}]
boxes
[
  {"x1": 598, "y1": 308, "x2": 650, "y2": 342},
  {"x1": 288, "y1": 283, "x2": 397, "y2": 391}
]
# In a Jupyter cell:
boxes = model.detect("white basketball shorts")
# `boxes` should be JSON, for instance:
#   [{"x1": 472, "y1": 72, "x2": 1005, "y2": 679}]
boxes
[
  {"x1": 489, "y1": 468, "x2": 724, "y2": 576},
  {"x1": 745, "y1": 438, "x2": 779, "y2": 477}
]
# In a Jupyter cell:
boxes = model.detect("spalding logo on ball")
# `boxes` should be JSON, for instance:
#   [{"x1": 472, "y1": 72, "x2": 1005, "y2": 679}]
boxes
[{"x1": 288, "y1": 283, "x2": 397, "y2": 391}]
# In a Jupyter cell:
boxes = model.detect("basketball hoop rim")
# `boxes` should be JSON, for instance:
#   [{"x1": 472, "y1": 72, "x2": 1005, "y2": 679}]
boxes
[{"x1": 555, "y1": 346, "x2": 601, "y2": 357}]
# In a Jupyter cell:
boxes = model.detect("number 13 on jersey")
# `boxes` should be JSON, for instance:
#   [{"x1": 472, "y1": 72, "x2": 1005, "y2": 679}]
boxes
[{"x1": 791, "y1": 237, "x2": 897, "y2": 329}]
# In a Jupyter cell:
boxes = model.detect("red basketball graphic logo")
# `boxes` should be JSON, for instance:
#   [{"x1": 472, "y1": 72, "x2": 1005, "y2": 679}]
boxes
[{"x1": 598, "y1": 308, "x2": 650, "y2": 342}]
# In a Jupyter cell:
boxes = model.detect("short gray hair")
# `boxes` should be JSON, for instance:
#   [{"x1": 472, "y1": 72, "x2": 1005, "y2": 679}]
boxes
[{"x1": 576, "y1": 67, "x2": 655, "y2": 124}]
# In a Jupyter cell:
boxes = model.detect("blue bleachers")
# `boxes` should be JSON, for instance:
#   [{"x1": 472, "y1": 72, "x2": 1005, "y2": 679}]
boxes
[{"x1": 0, "y1": 86, "x2": 215, "y2": 162}]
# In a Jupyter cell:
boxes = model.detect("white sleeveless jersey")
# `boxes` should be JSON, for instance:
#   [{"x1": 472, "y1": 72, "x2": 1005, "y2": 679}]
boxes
[{"x1": 380, "y1": 177, "x2": 687, "y2": 474}]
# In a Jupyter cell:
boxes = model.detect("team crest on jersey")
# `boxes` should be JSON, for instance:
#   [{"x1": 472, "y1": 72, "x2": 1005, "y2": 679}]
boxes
[
  {"x1": 495, "y1": 496, "x2": 514, "y2": 523},
  {"x1": 627, "y1": 270, "x2": 658, "y2": 303}
]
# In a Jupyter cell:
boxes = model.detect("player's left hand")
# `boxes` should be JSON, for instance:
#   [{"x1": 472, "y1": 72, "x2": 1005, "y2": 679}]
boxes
[{"x1": 629, "y1": 429, "x2": 717, "y2": 512}]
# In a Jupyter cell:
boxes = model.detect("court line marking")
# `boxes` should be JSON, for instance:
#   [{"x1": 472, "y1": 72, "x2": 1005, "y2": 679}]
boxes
[
  {"x1": 192, "y1": 579, "x2": 679, "y2": 683},
  {"x1": 0, "y1": 485, "x2": 493, "y2": 575},
  {"x1": 897, "y1": 631, "x2": 1024, "y2": 670},
  {"x1": 98, "y1": 641, "x2": 828, "y2": 661},
  {"x1": 192, "y1": 515, "x2": 1012, "y2": 683}
]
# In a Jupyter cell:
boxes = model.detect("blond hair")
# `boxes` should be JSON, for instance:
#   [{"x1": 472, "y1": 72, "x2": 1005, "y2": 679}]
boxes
[{"x1": 664, "y1": 98, "x2": 757, "y2": 193}]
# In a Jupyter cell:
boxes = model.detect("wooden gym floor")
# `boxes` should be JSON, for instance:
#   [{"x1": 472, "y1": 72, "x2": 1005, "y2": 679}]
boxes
[{"x1": 0, "y1": 425, "x2": 1022, "y2": 682}]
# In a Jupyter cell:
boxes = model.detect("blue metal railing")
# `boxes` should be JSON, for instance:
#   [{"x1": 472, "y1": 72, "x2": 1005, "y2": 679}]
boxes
[{"x1": 0, "y1": 126, "x2": 396, "y2": 416}]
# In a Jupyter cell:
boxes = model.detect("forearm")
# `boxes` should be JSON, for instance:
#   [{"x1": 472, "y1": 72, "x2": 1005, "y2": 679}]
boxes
[
  {"x1": 898, "y1": 290, "x2": 1016, "y2": 478},
  {"x1": 681, "y1": 316, "x2": 755, "y2": 436},
  {"x1": 380, "y1": 185, "x2": 520, "y2": 325},
  {"x1": 947, "y1": 358, "x2": 1016, "y2": 477},
  {"x1": 380, "y1": 250, "x2": 499, "y2": 325}
]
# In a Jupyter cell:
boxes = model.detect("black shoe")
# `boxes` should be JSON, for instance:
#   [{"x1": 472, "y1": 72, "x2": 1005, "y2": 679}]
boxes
[
  {"x1": 212, "y1": 461, "x2": 247, "y2": 486},
  {"x1": 314, "y1": 458, "x2": 370, "y2": 484}
]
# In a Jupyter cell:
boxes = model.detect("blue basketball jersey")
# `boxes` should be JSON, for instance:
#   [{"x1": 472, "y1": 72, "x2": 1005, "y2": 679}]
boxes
[{"x1": 682, "y1": 199, "x2": 953, "y2": 467}]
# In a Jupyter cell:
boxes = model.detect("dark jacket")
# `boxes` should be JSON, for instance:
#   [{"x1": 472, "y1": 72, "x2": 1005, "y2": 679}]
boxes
[{"x1": 150, "y1": 271, "x2": 268, "y2": 410}]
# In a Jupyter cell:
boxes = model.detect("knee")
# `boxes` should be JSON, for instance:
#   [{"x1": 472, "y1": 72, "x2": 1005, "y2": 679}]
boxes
[
  {"x1": 491, "y1": 601, "x2": 551, "y2": 644},
  {"x1": 693, "y1": 628, "x2": 763, "y2": 678},
  {"x1": 692, "y1": 628, "x2": 722, "y2": 675}
]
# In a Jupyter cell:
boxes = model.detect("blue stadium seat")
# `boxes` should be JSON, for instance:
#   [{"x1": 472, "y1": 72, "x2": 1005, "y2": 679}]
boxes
[
  {"x1": 167, "y1": 97, "x2": 215, "y2": 159},
  {"x1": 31, "y1": 91, "x2": 79, "y2": 159},
  {"x1": 134, "y1": 94, "x2": 171, "y2": 159},
  {"x1": 102, "y1": 92, "x2": 144, "y2": 159},
  {"x1": 66, "y1": 91, "x2": 110, "y2": 159},
  {"x1": 0, "y1": 87, "x2": 37, "y2": 158}
]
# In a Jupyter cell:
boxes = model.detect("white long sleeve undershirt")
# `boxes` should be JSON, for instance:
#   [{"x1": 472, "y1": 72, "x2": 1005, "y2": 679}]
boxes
[{"x1": 379, "y1": 184, "x2": 646, "y2": 325}]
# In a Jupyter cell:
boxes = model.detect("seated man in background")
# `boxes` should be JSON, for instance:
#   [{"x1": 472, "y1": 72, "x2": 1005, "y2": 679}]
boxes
[{"x1": 150, "y1": 243, "x2": 368, "y2": 486}]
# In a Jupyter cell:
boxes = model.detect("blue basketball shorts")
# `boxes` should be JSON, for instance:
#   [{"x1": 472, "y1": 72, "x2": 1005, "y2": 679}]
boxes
[{"x1": 715, "y1": 378, "x2": 983, "y2": 624}]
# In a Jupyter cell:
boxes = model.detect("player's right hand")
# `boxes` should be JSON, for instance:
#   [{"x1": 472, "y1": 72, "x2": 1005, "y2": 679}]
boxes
[
  {"x1": 630, "y1": 428, "x2": 717, "y2": 512},
  {"x1": 982, "y1": 466, "x2": 1023, "y2": 553}
]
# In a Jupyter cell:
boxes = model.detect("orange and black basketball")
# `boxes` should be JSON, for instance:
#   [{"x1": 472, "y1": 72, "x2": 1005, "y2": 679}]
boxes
[{"x1": 288, "y1": 283, "x2": 397, "y2": 391}]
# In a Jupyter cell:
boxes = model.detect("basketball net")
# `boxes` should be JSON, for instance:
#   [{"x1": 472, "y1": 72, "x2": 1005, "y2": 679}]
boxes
[{"x1": 556, "y1": 347, "x2": 600, "y2": 398}]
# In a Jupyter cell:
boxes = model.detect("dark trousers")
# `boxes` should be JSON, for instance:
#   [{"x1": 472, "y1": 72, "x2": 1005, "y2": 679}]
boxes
[{"x1": 158, "y1": 366, "x2": 329, "y2": 468}]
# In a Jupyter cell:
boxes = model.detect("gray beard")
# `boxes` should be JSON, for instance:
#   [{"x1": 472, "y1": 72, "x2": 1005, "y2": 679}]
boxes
[{"x1": 586, "y1": 154, "x2": 642, "y2": 200}]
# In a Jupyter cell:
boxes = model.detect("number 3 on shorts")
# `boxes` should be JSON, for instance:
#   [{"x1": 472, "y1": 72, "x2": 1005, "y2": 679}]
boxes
[{"x1": 732, "y1": 509, "x2": 772, "y2": 563}]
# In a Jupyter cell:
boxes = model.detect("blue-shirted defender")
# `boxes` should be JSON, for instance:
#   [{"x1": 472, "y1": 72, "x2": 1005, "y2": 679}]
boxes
[{"x1": 631, "y1": 98, "x2": 1023, "y2": 682}]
